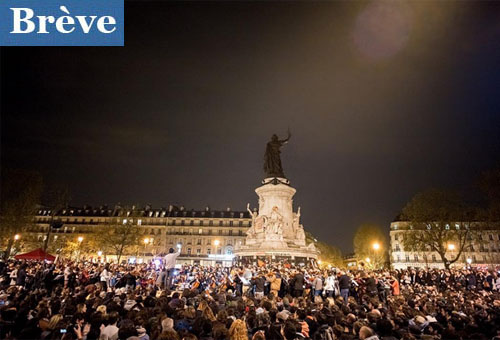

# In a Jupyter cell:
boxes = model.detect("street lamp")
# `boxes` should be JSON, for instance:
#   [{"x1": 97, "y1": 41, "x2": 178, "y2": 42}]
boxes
[
  {"x1": 214, "y1": 239, "x2": 220, "y2": 257},
  {"x1": 447, "y1": 243, "x2": 455, "y2": 251},
  {"x1": 372, "y1": 242, "x2": 380, "y2": 250},
  {"x1": 76, "y1": 236, "x2": 84, "y2": 261},
  {"x1": 97, "y1": 251, "x2": 103, "y2": 257},
  {"x1": 14, "y1": 234, "x2": 20, "y2": 241},
  {"x1": 143, "y1": 238, "x2": 150, "y2": 259},
  {"x1": 466, "y1": 258, "x2": 472, "y2": 264},
  {"x1": 365, "y1": 257, "x2": 371, "y2": 263}
]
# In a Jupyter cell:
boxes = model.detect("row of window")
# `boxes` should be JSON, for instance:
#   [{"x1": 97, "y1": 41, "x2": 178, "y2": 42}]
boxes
[
  {"x1": 394, "y1": 254, "x2": 499, "y2": 263},
  {"x1": 393, "y1": 243, "x2": 500, "y2": 252},
  {"x1": 392, "y1": 233, "x2": 500, "y2": 242},
  {"x1": 35, "y1": 217, "x2": 250, "y2": 227},
  {"x1": 168, "y1": 238, "x2": 238, "y2": 246}
]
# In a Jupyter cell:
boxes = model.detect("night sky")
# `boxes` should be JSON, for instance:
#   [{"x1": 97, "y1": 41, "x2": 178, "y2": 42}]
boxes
[{"x1": 2, "y1": 1, "x2": 500, "y2": 253}]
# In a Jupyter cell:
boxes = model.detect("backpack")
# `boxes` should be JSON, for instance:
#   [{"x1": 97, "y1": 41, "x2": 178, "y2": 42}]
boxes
[{"x1": 314, "y1": 325, "x2": 335, "y2": 340}]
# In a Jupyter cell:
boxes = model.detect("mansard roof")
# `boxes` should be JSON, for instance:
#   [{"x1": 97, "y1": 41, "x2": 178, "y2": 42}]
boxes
[{"x1": 36, "y1": 205, "x2": 251, "y2": 219}]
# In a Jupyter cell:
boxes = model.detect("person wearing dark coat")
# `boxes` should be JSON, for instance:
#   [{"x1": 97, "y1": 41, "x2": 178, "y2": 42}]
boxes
[
  {"x1": 16, "y1": 265, "x2": 27, "y2": 287},
  {"x1": 293, "y1": 271, "x2": 304, "y2": 297}
]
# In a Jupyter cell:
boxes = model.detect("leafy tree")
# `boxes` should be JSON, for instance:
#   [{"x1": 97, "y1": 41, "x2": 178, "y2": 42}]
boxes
[
  {"x1": 401, "y1": 189, "x2": 477, "y2": 269},
  {"x1": 353, "y1": 224, "x2": 387, "y2": 269},
  {"x1": 0, "y1": 169, "x2": 43, "y2": 260}
]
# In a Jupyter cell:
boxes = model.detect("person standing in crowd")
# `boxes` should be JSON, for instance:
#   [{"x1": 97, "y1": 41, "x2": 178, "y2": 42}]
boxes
[
  {"x1": 338, "y1": 271, "x2": 351, "y2": 304},
  {"x1": 323, "y1": 271, "x2": 337, "y2": 297},
  {"x1": 292, "y1": 270, "x2": 304, "y2": 297},
  {"x1": 100, "y1": 264, "x2": 111, "y2": 291},
  {"x1": 252, "y1": 271, "x2": 266, "y2": 299},
  {"x1": 312, "y1": 272, "x2": 323, "y2": 297},
  {"x1": 163, "y1": 245, "x2": 181, "y2": 289},
  {"x1": 266, "y1": 270, "x2": 281, "y2": 297}
]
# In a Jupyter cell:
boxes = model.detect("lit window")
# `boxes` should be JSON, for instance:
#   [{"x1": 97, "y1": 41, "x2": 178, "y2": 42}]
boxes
[
  {"x1": 198, "y1": 229, "x2": 202, "y2": 234},
  {"x1": 138, "y1": 219, "x2": 142, "y2": 225}
]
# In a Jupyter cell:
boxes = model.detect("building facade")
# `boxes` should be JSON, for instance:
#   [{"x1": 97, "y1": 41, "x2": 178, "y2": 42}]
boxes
[
  {"x1": 28, "y1": 205, "x2": 252, "y2": 266},
  {"x1": 390, "y1": 221, "x2": 500, "y2": 270}
]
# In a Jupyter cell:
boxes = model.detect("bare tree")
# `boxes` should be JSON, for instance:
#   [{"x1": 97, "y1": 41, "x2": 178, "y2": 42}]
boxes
[
  {"x1": 0, "y1": 169, "x2": 42, "y2": 260},
  {"x1": 401, "y1": 189, "x2": 477, "y2": 269},
  {"x1": 42, "y1": 185, "x2": 71, "y2": 251},
  {"x1": 96, "y1": 208, "x2": 142, "y2": 263},
  {"x1": 353, "y1": 224, "x2": 388, "y2": 269}
]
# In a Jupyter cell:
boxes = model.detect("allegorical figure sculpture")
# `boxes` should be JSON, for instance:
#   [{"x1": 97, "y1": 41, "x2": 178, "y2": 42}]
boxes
[{"x1": 264, "y1": 130, "x2": 291, "y2": 178}]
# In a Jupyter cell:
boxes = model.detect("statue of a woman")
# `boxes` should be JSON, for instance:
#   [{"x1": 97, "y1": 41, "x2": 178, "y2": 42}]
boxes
[{"x1": 264, "y1": 130, "x2": 291, "y2": 178}]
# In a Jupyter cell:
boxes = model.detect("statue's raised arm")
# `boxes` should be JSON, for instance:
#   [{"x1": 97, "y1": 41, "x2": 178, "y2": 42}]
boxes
[{"x1": 280, "y1": 129, "x2": 291, "y2": 144}]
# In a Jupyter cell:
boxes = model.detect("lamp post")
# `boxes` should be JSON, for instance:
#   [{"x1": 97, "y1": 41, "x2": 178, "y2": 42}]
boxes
[
  {"x1": 214, "y1": 239, "x2": 220, "y2": 258},
  {"x1": 371, "y1": 242, "x2": 380, "y2": 268},
  {"x1": 143, "y1": 238, "x2": 150, "y2": 260},
  {"x1": 14, "y1": 234, "x2": 20, "y2": 241},
  {"x1": 76, "y1": 236, "x2": 84, "y2": 261}
]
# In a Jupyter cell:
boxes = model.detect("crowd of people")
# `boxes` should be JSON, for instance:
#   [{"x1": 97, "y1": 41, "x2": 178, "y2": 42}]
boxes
[{"x1": 1, "y1": 252, "x2": 500, "y2": 340}]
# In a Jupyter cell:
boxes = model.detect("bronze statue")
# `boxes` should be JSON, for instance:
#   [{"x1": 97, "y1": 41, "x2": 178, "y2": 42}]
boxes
[{"x1": 264, "y1": 130, "x2": 291, "y2": 178}]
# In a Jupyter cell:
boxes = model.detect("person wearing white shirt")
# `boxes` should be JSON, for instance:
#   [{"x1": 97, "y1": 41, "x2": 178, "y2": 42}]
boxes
[
  {"x1": 100, "y1": 264, "x2": 111, "y2": 290},
  {"x1": 163, "y1": 245, "x2": 181, "y2": 289}
]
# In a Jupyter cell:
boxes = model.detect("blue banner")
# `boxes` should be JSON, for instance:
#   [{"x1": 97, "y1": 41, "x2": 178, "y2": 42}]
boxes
[{"x1": 0, "y1": 0, "x2": 124, "y2": 46}]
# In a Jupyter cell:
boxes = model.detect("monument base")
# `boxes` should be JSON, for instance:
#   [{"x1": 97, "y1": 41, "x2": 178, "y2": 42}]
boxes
[
  {"x1": 234, "y1": 176, "x2": 320, "y2": 264},
  {"x1": 235, "y1": 243, "x2": 319, "y2": 265}
]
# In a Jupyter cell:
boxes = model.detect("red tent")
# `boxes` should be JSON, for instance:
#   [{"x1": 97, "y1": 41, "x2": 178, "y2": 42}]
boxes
[{"x1": 15, "y1": 248, "x2": 56, "y2": 262}]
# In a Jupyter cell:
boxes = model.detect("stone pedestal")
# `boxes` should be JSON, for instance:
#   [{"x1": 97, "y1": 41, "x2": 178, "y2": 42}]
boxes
[{"x1": 235, "y1": 177, "x2": 319, "y2": 263}]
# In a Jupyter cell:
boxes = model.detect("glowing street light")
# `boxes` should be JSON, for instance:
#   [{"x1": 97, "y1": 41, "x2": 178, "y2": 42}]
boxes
[
  {"x1": 466, "y1": 258, "x2": 472, "y2": 264},
  {"x1": 97, "y1": 251, "x2": 103, "y2": 257},
  {"x1": 447, "y1": 243, "x2": 455, "y2": 251},
  {"x1": 214, "y1": 239, "x2": 220, "y2": 257},
  {"x1": 372, "y1": 242, "x2": 380, "y2": 250},
  {"x1": 76, "y1": 236, "x2": 84, "y2": 261},
  {"x1": 365, "y1": 257, "x2": 371, "y2": 263},
  {"x1": 318, "y1": 260, "x2": 323, "y2": 265},
  {"x1": 143, "y1": 238, "x2": 150, "y2": 245},
  {"x1": 14, "y1": 234, "x2": 20, "y2": 241}
]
